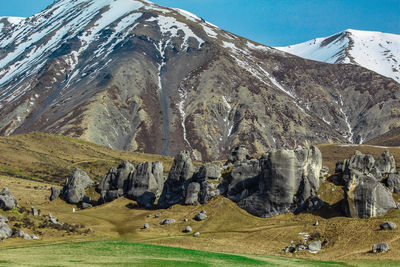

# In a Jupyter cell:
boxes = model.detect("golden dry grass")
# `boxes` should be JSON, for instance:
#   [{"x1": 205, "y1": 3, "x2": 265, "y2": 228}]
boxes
[{"x1": 0, "y1": 134, "x2": 400, "y2": 263}]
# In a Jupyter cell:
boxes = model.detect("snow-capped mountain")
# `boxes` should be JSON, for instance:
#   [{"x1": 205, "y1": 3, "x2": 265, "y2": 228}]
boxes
[
  {"x1": 276, "y1": 29, "x2": 400, "y2": 83},
  {"x1": 0, "y1": 16, "x2": 25, "y2": 33},
  {"x1": 0, "y1": 0, "x2": 399, "y2": 160}
]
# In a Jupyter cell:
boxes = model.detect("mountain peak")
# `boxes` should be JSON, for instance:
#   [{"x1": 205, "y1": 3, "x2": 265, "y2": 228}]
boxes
[{"x1": 275, "y1": 29, "x2": 400, "y2": 83}]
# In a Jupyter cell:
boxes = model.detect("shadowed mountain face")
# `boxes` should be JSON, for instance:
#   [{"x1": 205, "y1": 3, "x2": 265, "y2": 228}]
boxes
[{"x1": 0, "y1": 0, "x2": 399, "y2": 161}]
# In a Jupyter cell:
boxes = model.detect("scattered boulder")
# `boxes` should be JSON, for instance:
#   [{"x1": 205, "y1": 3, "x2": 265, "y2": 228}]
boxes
[
  {"x1": 307, "y1": 241, "x2": 322, "y2": 253},
  {"x1": 183, "y1": 226, "x2": 193, "y2": 233},
  {"x1": 0, "y1": 187, "x2": 18, "y2": 210},
  {"x1": 343, "y1": 170, "x2": 396, "y2": 218},
  {"x1": 0, "y1": 221, "x2": 12, "y2": 239},
  {"x1": 380, "y1": 222, "x2": 397, "y2": 230},
  {"x1": 160, "y1": 218, "x2": 175, "y2": 225},
  {"x1": 127, "y1": 161, "x2": 165, "y2": 209},
  {"x1": 143, "y1": 223, "x2": 150, "y2": 229},
  {"x1": 31, "y1": 206, "x2": 39, "y2": 217},
  {"x1": 62, "y1": 169, "x2": 94, "y2": 204},
  {"x1": 194, "y1": 210, "x2": 207, "y2": 221},
  {"x1": 31, "y1": 235, "x2": 40, "y2": 240},
  {"x1": 15, "y1": 229, "x2": 25, "y2": 237},
  {"x1": 48, "y1": 213, "x2": 60, "y2": 225},
  {"x1": 154, "y1": 212, "x2": 162, "y2": 218},
  {"x1": 193, "y1": 232, "x2": 200, "y2": 237},
  {"x1": 158, "y1": 151, "x2": 195, "y2": 209},
  {"x1": 81, "y1": 202, "x2": 92, "y2": 209},
  {"x1": 372, "y1": 242, "x2": 389, "y2": 253},
  {"x1": 184, "y1": 218, "x2": 189, "y2": 222},
  {"x1": 50, "y1": 187, "x2": 61, "y2": 201},
  {"x1": 386, "y1": 173, "x2": 400, "y2": 193}
]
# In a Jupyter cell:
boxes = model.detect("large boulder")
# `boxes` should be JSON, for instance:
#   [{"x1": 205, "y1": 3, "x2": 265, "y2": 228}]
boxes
[
  {"x1": 62, "y1": 169, "x2": 94, "y2": 204},
  {"x1": 237, "y1": 146, "x2": 322, "y2": 218},
  {"x1": 0, "y1": 187, "x2": 18, "y2": 210},
  {"x1": 127, "y1": 161, "x2": 164, "y2": 208},
  {"x1": 50, "y1": 187, "x2": 61, "y2": 201},
  {"x1": 98, "y1": 161, "x2": 135, "y2": 195},
  {"x1": 386, "y1": 173, "x2": 400, "y2": 193},
  {"x1": 158, "y1": 151, "x2": 195, "y2": 208},
  {"x1": 227, "y1": 159, "x2": 261, "y2": 202},
  {"x1": 372, "y1": 242, "x2": 389, "y2": 253},
  {"x1": 0, "y1": 221, "x2": 12, "y2": 239},
  {"x1": 343, "y1": 170, "x2": 396, "y2": 218},
  {"x1": 375, "y1": 151, "x2": 396, "y2": 174}
]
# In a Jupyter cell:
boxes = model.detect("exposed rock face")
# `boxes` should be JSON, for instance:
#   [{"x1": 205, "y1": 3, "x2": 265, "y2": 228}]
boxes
[
  {"x1": 0, "y1": 187, "x2": 18, "y2": 210},
  {"x1": 228, "y1": 146, "x2": 250, "y2": 164},
  {"x1": 335, "y1": 150, "x2": 398, "y2": 218},
  {"x1": 185, "y1": 182, "x2": 201, "y2": 205},
  {"x1": 2, "y1": 1, "x2": 400, "y2": 161},
  {"x1": 158, "y1": 151, "x2": 195, "y2": 208},
  {"x1": 343, "y1": 170, "x2": 396, "y2": 218},
  {"x1": 98, "y1": 161, "x2": 135, "y2": 196},
  {"x1": 373, "y1": 151, "x2": 396, "y2": 174},
  {"x1": 62, "y1": 169, "x2": 94, "y2": 204},
  {"x1": 386, "y1": 173, "x2": 400, "y2": 193},
  {"x1": 228, "y1": 159, "x2": 261, "y2": 202},
  {"x1": 50, "y1": 187, "x2": 61, "y2": 201},
  {"x1": 236, "y1": 146, "x2": 322, "y2": 218},
  {"x1": 127, "y1": 161, "x2": 164, "y2": 208}
]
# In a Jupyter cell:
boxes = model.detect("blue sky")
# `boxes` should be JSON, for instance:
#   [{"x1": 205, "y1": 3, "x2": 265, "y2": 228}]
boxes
[{"x1": 1, "y1": 0, "x2": 399, "y2": 46}]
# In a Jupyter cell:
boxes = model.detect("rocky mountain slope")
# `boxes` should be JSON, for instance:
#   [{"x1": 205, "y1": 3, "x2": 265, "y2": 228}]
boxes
[
  {"x1": 0, "y1": 16, "x2": 25, "y2": 34},
  {"x1": 276, "y1": 29, "x2": 400, "y2": 83},
  {"x1": 1, "y1": 0, "x2": 400, "y2": 160}
]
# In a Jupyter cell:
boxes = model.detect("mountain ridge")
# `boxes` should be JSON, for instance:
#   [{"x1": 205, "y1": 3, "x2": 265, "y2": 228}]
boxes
[
  {"x1": 0, "y1": 0, "x2": 399, "y2": 160},
  {"x1": 275, "y1": 29, "x2": 400, "y2": 83}
]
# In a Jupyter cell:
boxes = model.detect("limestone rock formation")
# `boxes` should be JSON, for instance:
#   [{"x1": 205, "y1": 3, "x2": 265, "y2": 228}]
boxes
[
  {"x1": 62, "y1": 169, "x2": 94, "y2": 204},
  {"x1": 0, "y1": 187, "x2": 18, "y2": 210},
  {"x1": 97, "y1": 161, "x2": 135, "y2": 201},
  {"x1": 386, "y1": 173, "x2": 400, "y2": 193},
  {"x1": 50, "y1": 187, "x2": 61, "y2": 201},
  {"x1": 127, "y1": 161, "x2": 165, "y2": 208},
  {"x1": 0, "y1": 220, "x2": 12, "y2": 239},
  {"x1": 335, "y1": 150, "x2": 398, "y2": 218},
  {"x1": 343, "y1": 170, "x2": 396, "y2": 218},
  {"x1": 158, "y1": 151, "x2": 195, "y2": 208},
  {"x1": 236, "y1": 146, "x2": 322, "y2": 218}
]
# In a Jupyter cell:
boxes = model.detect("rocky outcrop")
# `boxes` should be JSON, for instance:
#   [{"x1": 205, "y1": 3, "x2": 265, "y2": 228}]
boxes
[
  {"x1": 62, "y1": 169, "x2": 94, "y2": 204},
  {"x1": 375, "y1": 151, "x2": 396, "y2": 174},
  {"x1": 0, "y1": 220, "x2": 12, "y2": 239},
  {"x1": 127, "y1": 161, "x2": 165, "y2": 208},
  {"x1": 235, "y1": 146, "x2": 322, "y2": 218},
  {"x1": 386, "y1": 173, "x2": 400, "y2": 193},
  {"x1": 335, "y1": 151, "x2": 398, "y2": 218},
  {"x1": 380, "y1": 221, "x2": 397, "y2": 230},
  {"x1": 0, "y1": 187, "x2": 18, "y2": 210},
  {"x1": 97, "y1": 161, "x2": 135, "y2": 203},
  {"x1": 343, "y1": 169, "x2": 396, "y2": 218},
  {"x1": 158, "y1": 151, "x2": 195, "y2": 208}
]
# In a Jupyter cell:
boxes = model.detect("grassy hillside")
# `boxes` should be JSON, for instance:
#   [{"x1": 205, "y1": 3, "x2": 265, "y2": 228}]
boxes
[
  {"x1": 0, "y1": 132, "x2": 173, "y2": 185},
  {"x1": 0, "y1": 133, "x2": 400, "y2": 265},
  {"x1": 366, "y1": 127, "x2": 400, "y2": 147}
]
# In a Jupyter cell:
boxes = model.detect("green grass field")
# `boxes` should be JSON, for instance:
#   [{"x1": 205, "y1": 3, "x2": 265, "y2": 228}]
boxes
[{"x1": 0, "y1": 241, "x2": 399, "y2": 267}]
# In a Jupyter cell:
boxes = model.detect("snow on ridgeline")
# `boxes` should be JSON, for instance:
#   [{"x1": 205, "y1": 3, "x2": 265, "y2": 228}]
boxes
[
  {"x1": 275, "y1": 29, "x2": 400, "y2": 83},
  {"x1": 0, "y1": 0, "x2": 146, "y2": 88}
]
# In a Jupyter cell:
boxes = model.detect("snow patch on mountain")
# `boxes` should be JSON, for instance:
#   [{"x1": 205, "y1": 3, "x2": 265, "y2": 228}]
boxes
[{"x1": 276, "y1": 29, "x2": 400, "y2": 83}]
